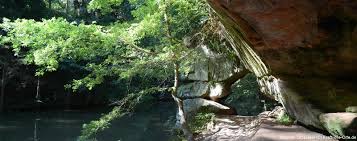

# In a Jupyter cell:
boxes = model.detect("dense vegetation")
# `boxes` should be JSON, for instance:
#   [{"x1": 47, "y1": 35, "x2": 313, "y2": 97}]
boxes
[{"x1": 0, "y1": 0, "x2": 271, "y2": 140}]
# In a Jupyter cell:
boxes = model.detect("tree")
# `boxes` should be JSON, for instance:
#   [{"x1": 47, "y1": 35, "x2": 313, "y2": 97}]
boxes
[
  {"x1": 0, "y1": 63, "x2": 5, "y2": 112},
  {"x1": 0, "y1": 0, "x2": 213, "y2": 139},
  {"x1": 163, "y1": 0, "x2": 193, "y2": 138},
  {"x1": 0, "y1": 0, "x2": 48, "y2": 20},
  {"x1": 0, "y1": 46, "x2": 28, "y2": 112}
]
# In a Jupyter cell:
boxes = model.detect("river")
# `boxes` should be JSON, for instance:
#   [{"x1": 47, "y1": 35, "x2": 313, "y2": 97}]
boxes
[{"x1": 0, "y1": 102, "x2": 179, "y2": 141}]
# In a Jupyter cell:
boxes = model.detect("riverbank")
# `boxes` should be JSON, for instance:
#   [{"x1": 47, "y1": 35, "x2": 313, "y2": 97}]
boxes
[{"x1": 0, "y1": 101, "x2": 179, "y2": 141}]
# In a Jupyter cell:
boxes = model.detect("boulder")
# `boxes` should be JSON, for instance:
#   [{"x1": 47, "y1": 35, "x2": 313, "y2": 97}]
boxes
[
  {"x1": 178, "y1": 82, "x2": 209, "y2": 98},
  {"x1": 346, "y1": 106, "x2": 357, "y2": 113},
  {"x1": 178, "y1": 80, "x2": 243, "y2": 101},
  {"x1": 223, "y1": 74, "x2": 275, "y2": 116},
  {"x1": 186, "y1": 46, "x2": 239, "y2": 82},
  {"x1": 320, "y1": 113, "x2": 357, "y2": 136},
  {"x1": 208, "y1": 0, "x2": 357, "y2": 135}
]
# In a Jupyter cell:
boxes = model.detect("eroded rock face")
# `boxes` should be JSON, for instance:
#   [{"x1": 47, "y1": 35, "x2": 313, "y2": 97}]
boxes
[
  {"x1": 346, "y1": 106, "x2": 357, "y2": 113},
  {"x1": 178, "y1": 46, "x2": 241, "y2": 118},
  {"x1": 177, "y1": 81, "x2": 230, "y2": 100},
  {"x1": 208, "y1": 0, "x2": 357, "y2": 136},
  {"x1": 320, "y1": 113, "x2": 357, "y2": 136},
  {"x1": 184, "y1": 45, "x2": 239, "y2": 82},
  {"x1": 179, "y1": 45, "x2": 238, "y2": 100},
  {"x1": 178, "y1": 82, "x2": 209, "y2": 98},
  {"x1": 223, "y1": 73, "x2": 276, "y2": 116},
  {"x1": 208, "y1": 82, "x2": 231, "y2": 100},
  {"x1": 208, "y1": 0, "x2": 357, "y2": 77}
]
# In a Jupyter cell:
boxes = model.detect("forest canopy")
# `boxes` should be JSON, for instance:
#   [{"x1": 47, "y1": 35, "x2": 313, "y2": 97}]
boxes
[
  {"x1": 0, "y1": 0, "x2": 210, "y2": 89},
  {"x1": 0, "y1": 0, "x2": 232, "y2": 140},
  {"x1": 1, "y1": 1, "x2": 356, "y2": 141}
]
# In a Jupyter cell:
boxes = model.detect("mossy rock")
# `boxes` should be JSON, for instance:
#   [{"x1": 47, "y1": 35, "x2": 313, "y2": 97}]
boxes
[
  {"x1": 277, "y1": 111, "x2": 295, "y2": 126},
  {"x1": 319, "y1": 113, "x2": 357, "y2": 137},
  {"x1": 346, "y1": 106, "x2": 357, "y2": 113}
]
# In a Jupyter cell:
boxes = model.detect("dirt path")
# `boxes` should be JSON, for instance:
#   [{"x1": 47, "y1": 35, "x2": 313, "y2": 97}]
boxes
[
  {"x1": 251, "y1": 123, "x2": 336, "y2": 141},
  {"x1": 195, "y1": 112, "x2": 337, "y2": 141}
]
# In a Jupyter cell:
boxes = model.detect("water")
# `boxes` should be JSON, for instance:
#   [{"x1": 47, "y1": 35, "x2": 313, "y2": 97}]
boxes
[{"x1": 0, "y1": 102, "x2": 178, "y2": 141}]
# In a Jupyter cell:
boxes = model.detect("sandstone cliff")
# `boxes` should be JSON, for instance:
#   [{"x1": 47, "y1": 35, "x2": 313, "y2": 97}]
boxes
[{"x1": 208, "y1": 0, "x2": 357, "y2": 136}]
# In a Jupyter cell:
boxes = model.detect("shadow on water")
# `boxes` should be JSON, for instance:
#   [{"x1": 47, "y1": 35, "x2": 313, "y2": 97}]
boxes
[{"x1": 0, "y1": 102, "x2": 179, "y2": 141}]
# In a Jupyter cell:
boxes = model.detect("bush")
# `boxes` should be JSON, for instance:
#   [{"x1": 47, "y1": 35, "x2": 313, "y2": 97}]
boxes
[
  {"x1": 188, "y1": 112, "x2": 215, "y2": 133},
  {"x1": 277, "y1": 113, "x2": 294, "y2": 125}
]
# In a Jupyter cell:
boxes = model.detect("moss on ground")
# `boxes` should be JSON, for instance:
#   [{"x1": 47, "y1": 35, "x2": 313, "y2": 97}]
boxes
[
  {"x1": 277, "y1": 113, "x2": 295, "y2": 126},
  {"x1": 188, "y1": 112, "x2": 215, "y2": 133}
]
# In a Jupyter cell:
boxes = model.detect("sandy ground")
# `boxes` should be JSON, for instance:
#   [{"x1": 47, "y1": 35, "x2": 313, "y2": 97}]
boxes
[{"x1": 195, "y1": 112, "x2": 337, "y2": 141}]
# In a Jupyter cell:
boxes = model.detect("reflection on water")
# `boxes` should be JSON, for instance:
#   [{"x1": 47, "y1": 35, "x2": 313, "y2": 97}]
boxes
[{"x1": 0, "y1": 102, "x2": 178, "y2": 141}]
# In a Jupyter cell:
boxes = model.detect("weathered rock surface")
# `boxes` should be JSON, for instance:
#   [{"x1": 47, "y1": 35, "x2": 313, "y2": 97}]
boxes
[
  {"x1": 208, "y1": 0, "x2": 357, "y2": 136},
  {"x1": 320, "y1": 113, "x2": 357, "y2": 136},
  {"x1": 178, "y1": 82, "x2": 209, "y2": 98},
  {"x1": 185, "y1": 46, "x2": 239, "y2": 82},
  {"x1": 223, "y1": 73, "x2": 276, "y2": 116},
  {"x1": 177, "y1": 81, "x2": 231, "y2": 100},
  {"x1": 346, "y1": 106, "x2": 357, "y2": 113},
  {"x1": 178, "y1": 45, "x2": 246, "y2": 118},
  {"x1": 208, "y1": 82, "x2": 230, "y2": 100}
]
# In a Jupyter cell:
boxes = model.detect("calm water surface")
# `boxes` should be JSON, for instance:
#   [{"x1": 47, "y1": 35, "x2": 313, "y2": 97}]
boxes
[{"x1": 0, "y1": 102, "x2": 178, "y2": 141}]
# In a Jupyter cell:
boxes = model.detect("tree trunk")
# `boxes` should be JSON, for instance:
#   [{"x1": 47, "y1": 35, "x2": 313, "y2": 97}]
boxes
[
  {"x1": 33, "y1": 119, "x2": 39, "y2": 141},
  {"x1": 0, "y1": 65, "x2": 6, "y2": 112},
  {"x1": 66, "y1": 0, "x2": 70, "y2": 14},
  {"x1": 162, "y1": 0, "x2": 193, "y2": 139},
  {"x1": 36, "y1": 78, "x2": 40, "y2": 100},
  {"x1": 48, "y1": 0, "x2": 52, "y2": 9},
  {"x1": 85, "y1": 94, "x2": 92, "y2": 106},
  {"x1": 223, "y1": 68, "x2": 249, "y2": 85},
  {"x1": 65, "y1": 91, "x2": 71, "y2": 110},
  {"x1": 171, "y1": 62, "x2": 193, "y2": 140}
]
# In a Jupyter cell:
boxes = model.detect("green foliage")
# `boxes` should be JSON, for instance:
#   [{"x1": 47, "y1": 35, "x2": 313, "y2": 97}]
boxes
[
  {"x1": 79, "y1": 87, "x2": 166, "y2": 140},
  {"x1": 0, "y1": 0, "x2": 210, "y2": 86},
  {"x1": 188, "y1": 112, "x2": 215, "y2": 133},
  {"x1": 79, "y1": 106, "x2": 127, "y2": 141},
  {"x1": 323, "y1": 118, "x2": 345, "y2": 137},
  {"x1": 0, "y1": 0, "x2": 216, "y2": 139},
  {"x1": 223, "y1": 73, "x2": 278, "y2": 115},
  {"x1": 277, "y1": 113, "x2": 294, "y2": 126},
  {"x1": 0, "y1": 17, "x2": 117, "y2": 76},
  {"x1": 88, "y1": 0, "x2": 124, "y2": 13},
  {"x1": 169, "y1": 0, "x2": 208, "y2": 38},
  {"x1": 223, "y1": 74, "x2": 262, "y2": 115},
  {"x1": 0, "y1": 0, "x2": 47, "y2": 20}
]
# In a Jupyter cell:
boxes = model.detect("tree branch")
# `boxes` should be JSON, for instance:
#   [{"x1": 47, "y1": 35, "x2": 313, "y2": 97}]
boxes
[
  {"x1": 224, "y1": 68, "x2": 249, "y2": 85},
  {"x1": 118, "y1": 39, "x2": 156, "y2": 55}
]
